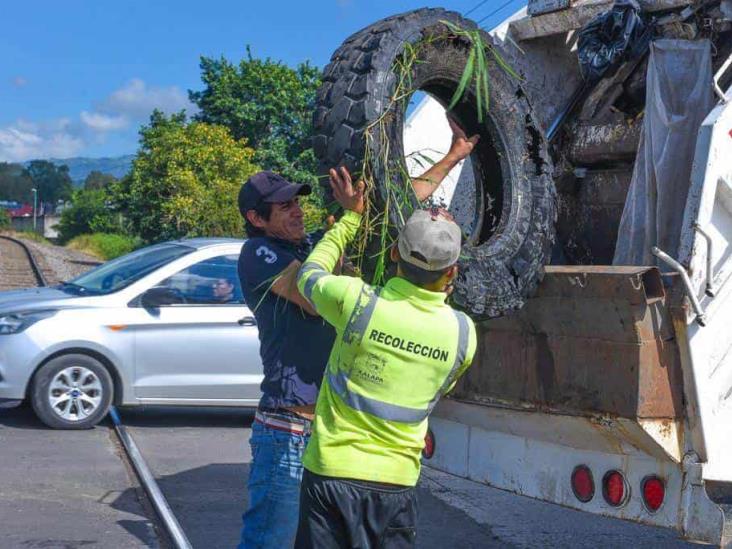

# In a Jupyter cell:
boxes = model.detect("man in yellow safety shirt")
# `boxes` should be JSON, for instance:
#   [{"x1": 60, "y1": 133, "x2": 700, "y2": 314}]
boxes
[{"x1": 295, "y1": 167, "x2": 477, "y2": 548}]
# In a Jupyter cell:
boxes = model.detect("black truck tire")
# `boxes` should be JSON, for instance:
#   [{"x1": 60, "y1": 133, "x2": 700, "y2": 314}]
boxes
[{"x1": 313, "y1": 8, "x2": 555, "y2": 318}]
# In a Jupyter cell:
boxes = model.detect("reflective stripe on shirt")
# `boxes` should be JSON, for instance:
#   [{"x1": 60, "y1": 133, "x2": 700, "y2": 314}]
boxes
[
  {"x1": 327, "y1": 309, "x2": 471, "y2": 424},
  {"x1": 343, "y1": 284, "x2": 379, "y2": 345},
  {"x1": 327, "y1": 370, "x2": 427, "y2": 423},
  {"x1": 300, "y1": 261, "x2": 328, "y2": 303}
]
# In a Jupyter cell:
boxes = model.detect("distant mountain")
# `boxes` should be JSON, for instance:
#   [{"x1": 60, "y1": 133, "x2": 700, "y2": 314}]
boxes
[{"x1": 23, "y1": 155, "x2": 135, "y2": 185}]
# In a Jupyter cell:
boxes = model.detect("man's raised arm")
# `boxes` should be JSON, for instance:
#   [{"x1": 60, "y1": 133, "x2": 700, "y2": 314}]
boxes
[
  {"x1": 411, "y1": 116, "x2": 479, "y2": 202},
  {"x1": 297, "y1": 167, "x2": 365, "y2": 330}
]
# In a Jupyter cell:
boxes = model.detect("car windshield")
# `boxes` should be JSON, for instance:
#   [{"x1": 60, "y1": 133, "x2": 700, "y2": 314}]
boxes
[{"x1": 59, "y1": 243, "x2": 195, "y2": 296}]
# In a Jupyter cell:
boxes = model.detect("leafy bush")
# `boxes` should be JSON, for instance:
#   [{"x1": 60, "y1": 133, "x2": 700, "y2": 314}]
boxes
[
  {"x1": 24, "y1": 160, "x2": 74, "y2": 204},
  {"x1": 0, "y1": 208, "x2": 10, "y2": 230},
  {"x1": 58, "y1": 188, "x2": 122, "y2": 243},
  {"x1": 66, "y1": 233, "x2": 141, "y2": 260},
  {"x1": 0, "y1": 162, "x2": 33, "y2": 202},
  {"x1": 114, "y1": 111, "x2": 259, "y2": 243},
  {"x1": 83, "y1": 171, "x2": 117, "y2": 190},
  {"x1": 189, "y1": 48, "x2": 328, "y2": 228},
  {"x1": 190, "y1": 48, "x2": 321, "y2": 184}
]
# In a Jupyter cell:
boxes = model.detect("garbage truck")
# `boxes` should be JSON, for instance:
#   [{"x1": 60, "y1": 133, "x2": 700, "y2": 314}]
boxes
[{"x1": 312, "y1": 1, "x2": 732, "y2": 544}]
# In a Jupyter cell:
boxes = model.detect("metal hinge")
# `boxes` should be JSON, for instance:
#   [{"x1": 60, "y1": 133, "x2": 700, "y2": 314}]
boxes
[
  {"x1": 693, "y1": 223, "x2": 716, "y2": 297},
  {"x1": 652, "y1": 247, "x2": 706, "y2": 327}
]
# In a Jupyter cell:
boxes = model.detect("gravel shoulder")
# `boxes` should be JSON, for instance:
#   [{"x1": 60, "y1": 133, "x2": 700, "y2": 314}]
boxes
[{"x1": 8, "y1": 233, "x2": 101, "y2": 284}]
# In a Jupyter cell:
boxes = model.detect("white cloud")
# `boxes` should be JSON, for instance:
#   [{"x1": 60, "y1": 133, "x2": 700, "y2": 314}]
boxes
[
  {"x1": 12, "y1": 76, "x2": 28, "y2": 88},
  {"x1": 100, "y1": 78, "x2": 195, "y2": 120},
  {"x1": 15, "y1": 117, "x2": 73, "y2": 133},
  {"x1": 1, "y1": 78, "x2": 195, "y2": 161},
  {"x1": 80, "y1": 111, "x2": 129, "y2": 132},
  {"x1": 0, "y1": 121, "x2": 84, "y2": 162}
]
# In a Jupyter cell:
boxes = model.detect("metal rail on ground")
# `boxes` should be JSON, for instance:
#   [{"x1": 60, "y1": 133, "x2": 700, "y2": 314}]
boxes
[
  {"x1": 0, "y1": 234, "x2": 48, "y2": 287},
  {"x1": 7, "y1": 235, "x2": 192, "y2": 549},
  {"x1": 109, "y1": 408, "x2": 193, "y2": 549}
]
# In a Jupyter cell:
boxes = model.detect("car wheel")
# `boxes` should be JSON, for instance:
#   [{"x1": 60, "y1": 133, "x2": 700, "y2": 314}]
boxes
[{"x1": 30, "y1": 354, "x2": 113, "y2": 430}]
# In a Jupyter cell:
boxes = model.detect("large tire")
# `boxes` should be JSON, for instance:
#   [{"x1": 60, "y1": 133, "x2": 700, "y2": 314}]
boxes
[
  {"x1": 30, "y1": 353, "x2": 113, "y2": 430},
  {"x1": 313, "y1": 8, "x2": 556, "y2": 318}
]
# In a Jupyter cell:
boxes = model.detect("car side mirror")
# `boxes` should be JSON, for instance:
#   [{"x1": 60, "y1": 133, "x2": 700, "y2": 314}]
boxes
[{"x1": 140, "y1": 287, "x2": 185, "y2": 308}]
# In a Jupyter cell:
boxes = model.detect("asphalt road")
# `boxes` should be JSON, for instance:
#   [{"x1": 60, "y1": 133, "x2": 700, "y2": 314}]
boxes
[
  {"x1": 0, "y1": 406, "x2": 158, "y2": 548},
  {"x1": 0, "y1": 405, "x2": 706, "y2": 548},
  {"x1": 119, "y1": 406, "x2": 499, "y2": 549}
]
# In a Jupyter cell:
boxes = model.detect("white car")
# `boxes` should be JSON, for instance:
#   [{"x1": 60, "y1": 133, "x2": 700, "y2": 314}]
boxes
[{"x1": 0, "y1": 239, "x2": 263, "y2": 429}]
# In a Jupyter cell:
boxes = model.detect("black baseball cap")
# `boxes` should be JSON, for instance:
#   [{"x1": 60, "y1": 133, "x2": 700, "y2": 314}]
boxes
[{"x1": 238, "y1": 171, "x2": 311, "y2": 217}]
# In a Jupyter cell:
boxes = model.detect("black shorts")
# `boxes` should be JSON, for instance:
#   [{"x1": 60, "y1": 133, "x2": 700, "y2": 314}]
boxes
[{"x1": 295, "y1": 469, "x2": 418, "y2": 549}]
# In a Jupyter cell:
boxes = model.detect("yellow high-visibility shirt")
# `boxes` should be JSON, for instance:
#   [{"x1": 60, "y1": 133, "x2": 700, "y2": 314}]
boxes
[{"x1": 297, "y1": 210, "x2": 476, "y2": 486}]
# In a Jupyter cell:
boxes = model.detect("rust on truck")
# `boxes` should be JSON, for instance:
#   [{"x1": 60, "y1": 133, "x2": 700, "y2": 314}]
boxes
[{"x1": 452, "y1": 266, "x2": 684, "y2": 420}]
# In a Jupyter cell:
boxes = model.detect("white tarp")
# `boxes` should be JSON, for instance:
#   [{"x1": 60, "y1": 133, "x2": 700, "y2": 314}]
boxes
[
  {"x1": 613, "y1": 39, "x2": 715, "y2": 265},
  {"x1": 402, "y1": 95, "x2": 478, "y2": 236}
]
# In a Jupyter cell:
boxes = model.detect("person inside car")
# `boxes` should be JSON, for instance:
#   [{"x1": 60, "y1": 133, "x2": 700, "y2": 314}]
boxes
[{"x1": 212, "y1": 277, "x2": 235, "y2": 303}]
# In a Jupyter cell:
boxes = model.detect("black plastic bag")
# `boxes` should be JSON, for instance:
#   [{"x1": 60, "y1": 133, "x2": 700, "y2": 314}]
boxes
[{"x1": 577, "y1": 0, "x2": 649, "y2": 83}]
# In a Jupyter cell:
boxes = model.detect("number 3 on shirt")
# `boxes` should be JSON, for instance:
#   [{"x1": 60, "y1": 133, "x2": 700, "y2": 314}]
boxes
[{"x1": 256, "y1": 245, "x2": 278, "y2": 265}]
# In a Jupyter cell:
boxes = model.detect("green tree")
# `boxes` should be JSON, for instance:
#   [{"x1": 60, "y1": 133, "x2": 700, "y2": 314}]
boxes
[
  {"x1": 189, "y1": 47, "x2": 321, "y2": 185},
  {"x1": 0, "y1": 162, "x2": 33, "y2": 202},
  {"x1": 23, "y1": 160, "x2": 73, "y2": 204},
  {"x1": 0, "y1": 208, "x2": 10, "y2": 229},
  {"x1": 83, "y1": 171, "x2": 117, "y2": 190},
  {"x1": 113, "y1": 110, "x2": 258, "y2": 242},
  {"x1": 57, "y1": 188, "x2": 121, "y2": 243}
]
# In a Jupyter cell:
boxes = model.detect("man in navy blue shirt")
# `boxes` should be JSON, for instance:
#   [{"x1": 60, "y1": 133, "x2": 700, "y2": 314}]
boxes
[{"x1": 236, "y1": 116, "x2": 478, "y2": 549}]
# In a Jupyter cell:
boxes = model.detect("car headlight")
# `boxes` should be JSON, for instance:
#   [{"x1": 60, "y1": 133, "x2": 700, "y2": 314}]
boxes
[{"x1": 0, "y1": 310, "x2": 57, "y2": 335}]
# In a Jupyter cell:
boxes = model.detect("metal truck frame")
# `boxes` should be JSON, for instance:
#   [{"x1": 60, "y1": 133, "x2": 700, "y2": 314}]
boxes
[{"x1": 407, "y1": 2, "x2": 732, "y2": 544}]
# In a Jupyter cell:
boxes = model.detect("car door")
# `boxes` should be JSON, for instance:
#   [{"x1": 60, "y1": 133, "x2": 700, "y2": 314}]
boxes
[{"x1": 130, "y1": 252, "x2": 262, "y2": 403}]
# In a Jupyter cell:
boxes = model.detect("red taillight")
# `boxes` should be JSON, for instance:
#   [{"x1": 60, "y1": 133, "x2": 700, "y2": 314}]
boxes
[
  {"x1": 642, "y1": 476, "x2": 665, "y2": 512},
  {"x1": 571, "y1": 465, "x2": 595, "y2": 502},
  {"x1": 422, "y1": 428, "x2": 435, "y2": 459},
  {"x1": 602, "y1": 470, "x2": 629, "y2": 507}
]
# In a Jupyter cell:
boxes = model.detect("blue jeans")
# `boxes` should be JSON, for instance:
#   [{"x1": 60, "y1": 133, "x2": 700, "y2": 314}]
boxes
[{"x1": 239, "y1": 421, "x2": 309, "y2": 549}]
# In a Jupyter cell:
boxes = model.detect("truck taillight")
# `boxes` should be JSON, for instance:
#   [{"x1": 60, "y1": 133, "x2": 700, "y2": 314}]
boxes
[
  {"x1": 422, "y1": 428, "x2": 435, "y2": 459},
  {"x1": 571, "y1": 465, "x2": 594, "y2": 502},
  {"x1": 602, "y1": 470, "x2": 629, "y2": 507},
  {"x1": 641, "y1": 476, "x2": 665, "y2": 512}
]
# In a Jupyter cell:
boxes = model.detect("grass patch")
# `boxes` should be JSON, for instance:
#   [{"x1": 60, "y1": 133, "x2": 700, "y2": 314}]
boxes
[
  {"x1": 66, "y1": 233, "x2": 142, "y2": 260},
  {"x1": 15, "y1": 231, "x2": 51, "y2": 244}
]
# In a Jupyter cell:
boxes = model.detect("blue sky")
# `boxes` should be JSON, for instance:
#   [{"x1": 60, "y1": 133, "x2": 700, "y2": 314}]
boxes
[{"x1": 0, "y1": 0, "x2": 524, "y2": 161}]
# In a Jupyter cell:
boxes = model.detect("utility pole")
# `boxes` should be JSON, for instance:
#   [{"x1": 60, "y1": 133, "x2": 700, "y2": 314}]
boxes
[{"x1": 31, "y1": 187, "x2": 38, "y2": 232}]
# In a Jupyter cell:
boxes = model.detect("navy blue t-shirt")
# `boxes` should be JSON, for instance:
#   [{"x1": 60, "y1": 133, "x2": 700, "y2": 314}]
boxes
[{"x1": 238, "y1": 233, "x2": 336, "y2": 409}]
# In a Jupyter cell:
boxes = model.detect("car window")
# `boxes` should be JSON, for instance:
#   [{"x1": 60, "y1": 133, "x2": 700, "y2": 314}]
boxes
[
  {"x1": 154, "y1": 254, "x2": 244, "y2": 305},
  {"x1": 63, "y1": 243, "x2": 194, "y2": 296}
]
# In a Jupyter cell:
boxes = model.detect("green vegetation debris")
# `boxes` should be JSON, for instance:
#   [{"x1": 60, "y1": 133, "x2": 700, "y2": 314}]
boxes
[
  {"x1": 67, "y1": 233, "x2": 142, "y2": 260},
  {"x1": 347, "y1": 20, "x2": 518, "y2": 285}
]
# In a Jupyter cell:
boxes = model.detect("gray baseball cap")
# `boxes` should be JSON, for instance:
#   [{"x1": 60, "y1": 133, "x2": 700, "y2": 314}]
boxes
[{"x1": 397, "y1": 209, "x2": 462, "y2": 271}]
